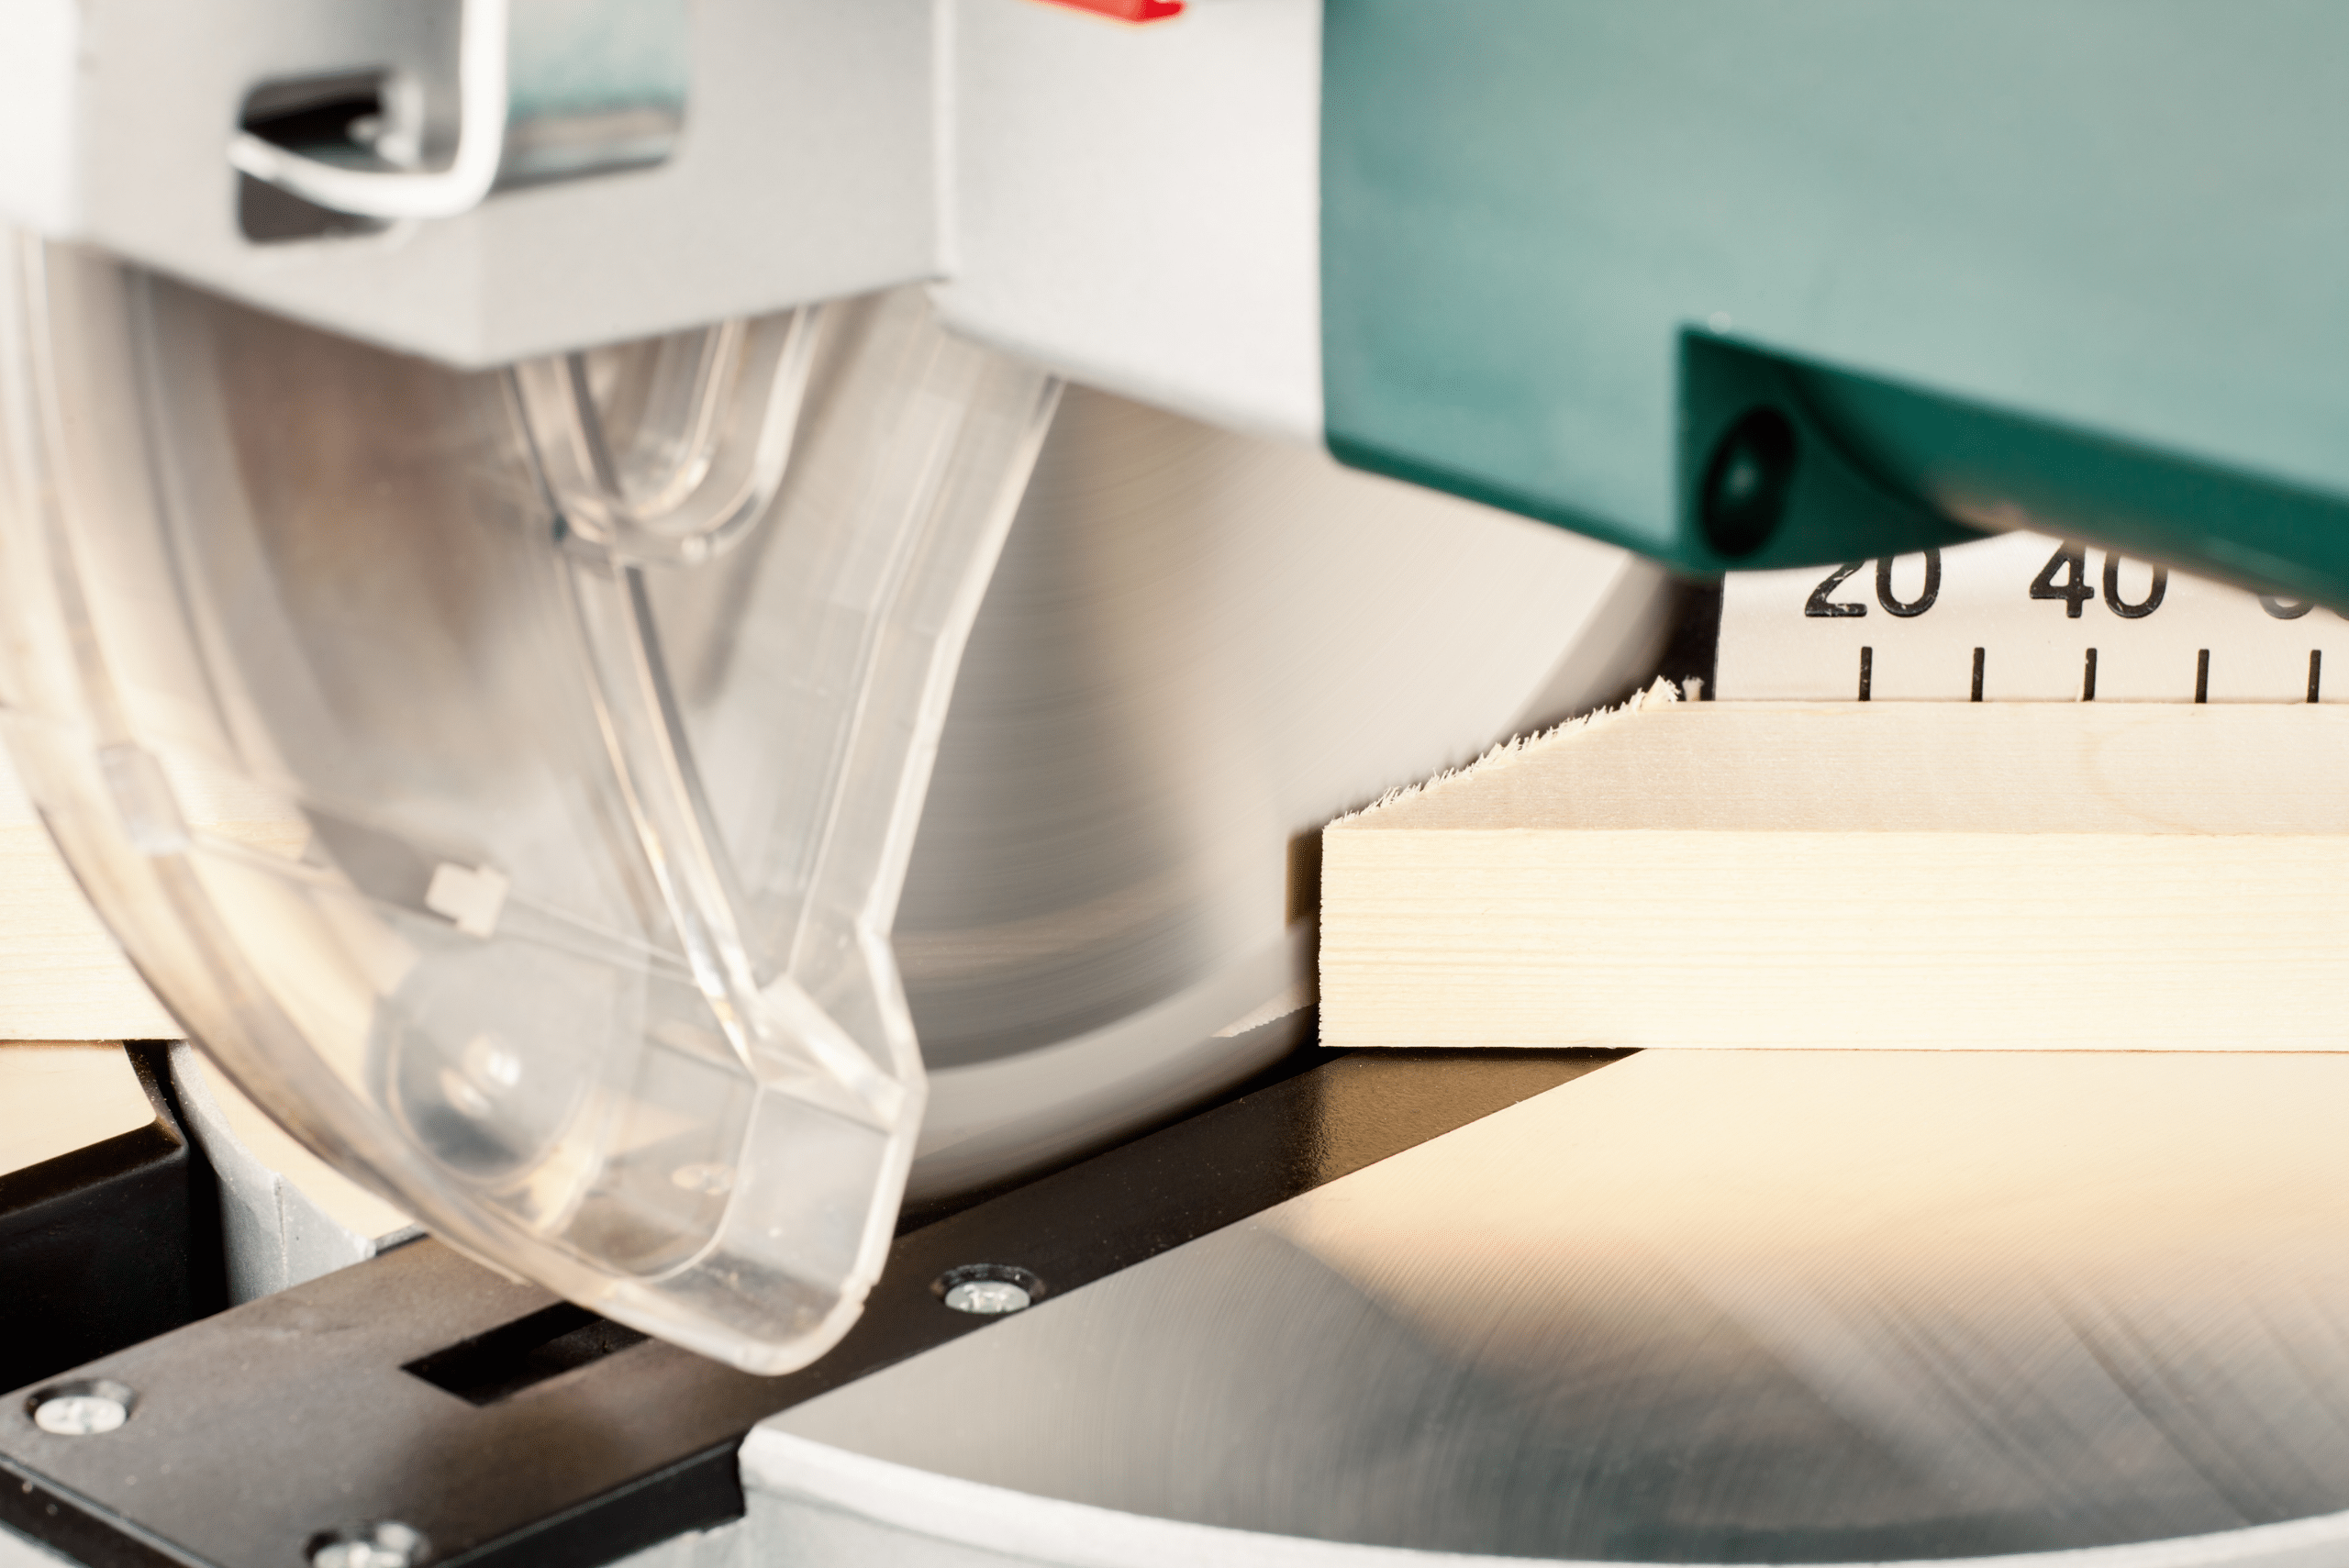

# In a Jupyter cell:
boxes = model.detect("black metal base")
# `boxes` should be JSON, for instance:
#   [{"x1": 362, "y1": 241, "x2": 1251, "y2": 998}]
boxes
[{"x1": 1, "y1": 1050, "x2": 1621, "y2": 1568}]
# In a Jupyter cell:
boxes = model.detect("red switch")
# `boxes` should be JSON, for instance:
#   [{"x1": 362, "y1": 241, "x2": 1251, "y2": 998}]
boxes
[{"x1": 1032, "y1": 0, "x2": 1185, "y2": 21}]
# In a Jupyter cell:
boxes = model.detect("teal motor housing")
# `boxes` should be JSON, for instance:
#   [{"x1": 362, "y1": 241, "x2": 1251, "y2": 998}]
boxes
[{"x1": 1321, "y1": 1, "x2": 2349, "y2": 602}]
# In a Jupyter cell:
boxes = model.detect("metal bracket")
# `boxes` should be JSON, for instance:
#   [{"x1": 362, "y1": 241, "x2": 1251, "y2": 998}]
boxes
[{"x1": 228, "y1": 0, "x2": 689, "y2": 224}]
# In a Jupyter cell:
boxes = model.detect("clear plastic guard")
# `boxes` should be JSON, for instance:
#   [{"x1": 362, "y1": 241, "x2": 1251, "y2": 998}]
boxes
[
  {"x1": 512, "y1": 312, "x2": 821, "y2": 566},
  {"x1": 0, "y1": 235, "x2": 1060, "y2": 1373}
]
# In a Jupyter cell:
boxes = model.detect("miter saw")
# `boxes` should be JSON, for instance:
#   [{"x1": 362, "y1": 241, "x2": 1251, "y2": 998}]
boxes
[{"x1": 6, "y1": 3, "x2": 2349, "y2": 1566}]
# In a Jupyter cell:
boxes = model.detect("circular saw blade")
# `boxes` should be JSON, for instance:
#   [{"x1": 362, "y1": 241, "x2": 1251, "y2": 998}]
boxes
[{"x1": 897, "y1": 386, "x2": 1672, "y2": 1198}]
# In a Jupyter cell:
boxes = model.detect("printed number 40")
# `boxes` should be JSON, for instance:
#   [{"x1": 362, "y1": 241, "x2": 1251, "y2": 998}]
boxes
[{"x1": 2032, "y1": 542, "x2": 2165, "y2": 619}]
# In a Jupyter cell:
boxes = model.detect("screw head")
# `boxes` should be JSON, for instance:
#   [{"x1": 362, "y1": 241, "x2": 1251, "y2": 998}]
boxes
[
  {"x1": 308, "y1": 1521, "x2": 426, "y2": 1568},
  {"x1": 28, "y1": 1380, "x2": 135, "y2": 1436},
  {"x1": 1698, "y1": 406, "x2": 1798, "y2": 561},
  {"x1": 934, "y1": 1262, "x2": 1044, "y2": 1316}
]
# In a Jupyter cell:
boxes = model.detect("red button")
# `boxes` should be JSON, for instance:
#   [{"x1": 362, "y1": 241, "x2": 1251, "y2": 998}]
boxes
[{"x1": 1033, "y1": 0, "x2": 1184, "y2": 21}]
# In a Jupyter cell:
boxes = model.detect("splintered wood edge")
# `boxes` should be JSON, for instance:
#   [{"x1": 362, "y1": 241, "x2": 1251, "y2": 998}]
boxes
[
  {"x1": 1331, "y1": 677, "x2": 1685, "y2": 828},
  {"x1": 1333, "y1": 694, "x2": 2349, "y2": 837}
]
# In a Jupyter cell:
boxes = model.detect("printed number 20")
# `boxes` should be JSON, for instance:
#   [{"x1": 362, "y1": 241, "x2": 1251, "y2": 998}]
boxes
[{"x1": 1804, "y1": 550, "x2": 1942, "y2": 618}]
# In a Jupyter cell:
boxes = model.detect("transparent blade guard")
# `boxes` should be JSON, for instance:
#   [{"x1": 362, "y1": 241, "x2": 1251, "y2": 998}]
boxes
[{"x1": 0, "y1": 238, "x2": 1059, "y2": 1373}]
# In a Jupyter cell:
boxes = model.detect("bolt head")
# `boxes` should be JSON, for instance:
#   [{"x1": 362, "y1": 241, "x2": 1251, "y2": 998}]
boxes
[
  {"x1": 28, "y1": 1380, "x2": 135, "y2": 1436},
  {"x1": 933, "y1": 1262, "x2": 1044, "y2": 1316},
  {"x1": 310, "y1": 1522, "x2": 426, "y2": 1568},
  {"x1": 943, "y1": 1278, "x2": 1031, "y2": 1315}
]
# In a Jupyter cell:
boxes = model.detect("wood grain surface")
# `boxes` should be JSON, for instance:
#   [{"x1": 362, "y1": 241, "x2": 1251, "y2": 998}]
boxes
[{"x1": 1322, "y1": 693, "x2": 2349, "y2": 1050}]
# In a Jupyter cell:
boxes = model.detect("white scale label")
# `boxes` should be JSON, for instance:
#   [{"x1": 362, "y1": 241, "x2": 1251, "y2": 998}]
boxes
[{"x1": 1717, "y1": 531, "x2": 2345, "y2": 703}]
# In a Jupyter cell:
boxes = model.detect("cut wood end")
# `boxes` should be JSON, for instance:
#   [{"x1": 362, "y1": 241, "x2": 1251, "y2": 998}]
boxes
[{"x1": 1332, "y1": 676, "x2": 1684, "y2": 829}]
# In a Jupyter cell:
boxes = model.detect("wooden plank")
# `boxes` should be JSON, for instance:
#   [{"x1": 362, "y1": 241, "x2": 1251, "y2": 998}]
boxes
[
  {"x1": 0, "y1": 823, "x2": 180, "y2": 1040},
  {"x1": 0, "y1": 753, "x2": 304, "y2": 1040},
  {"x1": 0, "y1": 1043, "x2": 155, "y2": 1175},
  {"x1": 1321, "y1": 687, "x2": 2349, "y2": 1050}
]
